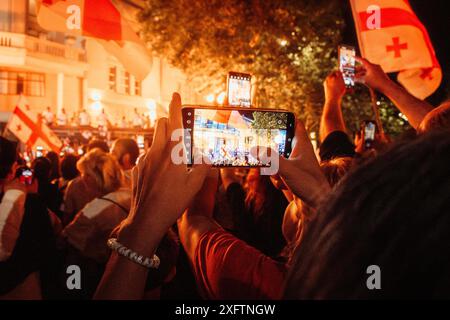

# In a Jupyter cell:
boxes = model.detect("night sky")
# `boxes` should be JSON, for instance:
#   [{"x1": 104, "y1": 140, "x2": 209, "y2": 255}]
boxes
[{"x1": 342, "y1": 0, "x2": 450, "y2": 105}]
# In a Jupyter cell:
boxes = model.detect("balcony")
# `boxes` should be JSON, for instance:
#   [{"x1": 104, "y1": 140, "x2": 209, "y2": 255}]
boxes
[
  {"x1": 0, "y1": 31, "x2": 86, "y2": 62},
  {"x1": 0, "y1": 31, "x2": 88, "y2": 77}
]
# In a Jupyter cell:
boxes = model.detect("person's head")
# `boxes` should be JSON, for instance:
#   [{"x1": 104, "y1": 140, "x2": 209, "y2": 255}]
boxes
[
  {"x1": 87, "y1": 139, "x2": 109, "y2": 153},
  {"x1": 244, "y1": 169, "x2": 281, "y2": 218},
  {"x1": 281, "y1": 157, "x2": 353, "y2": 257},
  {"x1": 31, "y1": 156, "x2": 52, "y2": 185},
  {"x1": 60, "y1": 154, "x2": 80, "y2": 181},
  {"x1": 284, "y1": 130, "x2": 450, "y2": 299},
  {"x1": 0, "y1": 137, "x2": 18, "y2": 182},
  {"x1": 46, "y1": 151, "x2": 60, "y2": 181},
  {"x1": 111, "y1": 138, "x2": 140, "y2": 171},
  {"x1": 418, "y1": 100, "x2": 450, "y2": 133},
  {"x1": 47, "y1": 106, "x2": 51, "y2": 111},
  {"x1": 77, "y1": 148, "x2": 123, "y2": 195}
]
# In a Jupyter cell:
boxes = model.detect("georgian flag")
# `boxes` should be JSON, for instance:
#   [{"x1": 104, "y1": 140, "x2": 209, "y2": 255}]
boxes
[
  {"x1": 36, "y1": 0, "x2": 152, "y2": 81},
  {"x1": 350, "y1": 0, "x2": 442, "y2": 99},
  {"x1": 5, "y1": 95, "x2": 62, "y2": 153}
]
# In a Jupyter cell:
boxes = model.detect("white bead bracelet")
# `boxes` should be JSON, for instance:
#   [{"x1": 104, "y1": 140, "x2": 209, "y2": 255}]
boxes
[{"x1": 107, "y1": 238, "x2": 160, "y2": 269}]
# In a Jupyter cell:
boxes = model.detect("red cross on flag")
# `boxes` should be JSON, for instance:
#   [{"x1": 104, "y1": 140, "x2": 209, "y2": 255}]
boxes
[
  {"x1": 35, "y1": 0, "x2": 152, "y2": 81},
  {"x1": 6, "y1": 96, "x2": 62, "y2": 153},
  {"x1": 350, "y1": 0, "x2": 442, "y2": 99}
]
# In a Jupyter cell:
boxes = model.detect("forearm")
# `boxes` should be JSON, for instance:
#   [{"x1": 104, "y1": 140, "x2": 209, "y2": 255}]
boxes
[
  {"x1": 320, "y1": 99, "x2": 346, "y2": 142},
  {"x1": 94, "y1": 220, "x2": 164, "y2": 300},
  {"x1": 178, "y1": 214, "x2": 221, "y2": 262},
  {"x1": 378, "y1": 80, "x2": 433, "y2": 129}
]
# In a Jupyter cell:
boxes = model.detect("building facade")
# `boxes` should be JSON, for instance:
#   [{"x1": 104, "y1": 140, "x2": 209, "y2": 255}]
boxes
[{"x1": 0, "y1": 0, "x2": 200, "y2": 127}]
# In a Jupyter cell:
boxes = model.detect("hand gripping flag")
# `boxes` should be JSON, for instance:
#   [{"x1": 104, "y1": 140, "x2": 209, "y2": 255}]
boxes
[
  {"x1": 36, "y1": 0, "x2": 152, "y2": 81},
  {"x1": 5, "y1": 95, "x2": 62, "y2": 153},
  {"x1": 350, "y1": 0, "x2": 442, "y2": 99}
]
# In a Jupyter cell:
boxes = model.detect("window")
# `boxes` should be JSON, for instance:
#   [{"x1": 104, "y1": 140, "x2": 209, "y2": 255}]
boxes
[
  {"x1": 108, "y1": 63, "x2": 141, "y2": 96},
  {"x1": 0, "y1": 0, "x2": 11, "y2": 32},
  {"x1": 124, "y1": 71, "x2": 130, "y2": 95},
  {"x1": 135, "y1": 80, "x2": 141, "y2": 96},
  {"x1": 0, "y1": 69, "x2": 45, "y2": 96},
  {"x1": 109, "y1": 67, "x2": 117, "y2": 91}
]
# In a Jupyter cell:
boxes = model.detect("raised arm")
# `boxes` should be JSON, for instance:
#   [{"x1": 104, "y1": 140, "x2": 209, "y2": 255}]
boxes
[
  {"x1": 279, "y1": 120, "x2": 331, "y2": 209},
  {"x1": 355, "y1": 57, "x2": 434, "y2": 129},
  {"x1": 94, "y1": 93, "x2": 209, "y2": 300},
  {"x1": 178, "y1": 170, "x2": 222, "y2": 261},
  {"x1": 319, "y1": 71, "x2": 347, "y2": 142}
]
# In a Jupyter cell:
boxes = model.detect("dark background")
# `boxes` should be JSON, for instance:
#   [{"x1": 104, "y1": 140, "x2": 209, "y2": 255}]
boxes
[{"x1": 342, "y1": 0, "x2": 450, "y2": 105}]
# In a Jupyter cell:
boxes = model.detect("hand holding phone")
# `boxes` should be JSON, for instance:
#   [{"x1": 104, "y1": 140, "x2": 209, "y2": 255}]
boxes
[
  {"x1": 338, "y1": 45, "x2": 356, "y2": 88},
  {"x1": 182, "y1": 106, "x2": 295, "y2": 167},
  {"x1": 16, "y1": 167, "x2": 34, "y2": 185},
  {"x1": 362, "y1": 120, "x2": 377, "y2": 149},
  {"x1": 227, "y1": 72, "x2": 252, "y2": 107}
]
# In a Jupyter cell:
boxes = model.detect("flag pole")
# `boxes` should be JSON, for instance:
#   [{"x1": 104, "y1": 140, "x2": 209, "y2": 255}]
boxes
[{"x1": 369, "y1": 87, "x2": 385, "y2": 136}]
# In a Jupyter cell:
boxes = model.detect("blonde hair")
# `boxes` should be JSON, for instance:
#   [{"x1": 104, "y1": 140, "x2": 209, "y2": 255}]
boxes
[
  {"x1": 77, "y1": 148, "x2": 123, "y2": 195},
  {"x1": 418, "y1": 101, "x2": 450, "y2": 133}
]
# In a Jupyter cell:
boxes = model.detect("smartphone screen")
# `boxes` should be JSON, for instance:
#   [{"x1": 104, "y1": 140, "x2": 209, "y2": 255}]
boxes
[
  {"x1": 227, "y1": 72, "x2": 252, "y2": 107},
  {"x1": 183, "y1": 106, "x2": 295, "y2": 167},
  {"x1": 19, "y1": 169, "x2": 33, "y2": 185},
  {"x1": 339, "y1": 45, "x2": 356, "y2": 88},
  {"x1": 363, "y1": 120, "x2": 377, "y2": 148},
  {"x1": 36, "y1": 146, "x2": 44, "y2": 158}
]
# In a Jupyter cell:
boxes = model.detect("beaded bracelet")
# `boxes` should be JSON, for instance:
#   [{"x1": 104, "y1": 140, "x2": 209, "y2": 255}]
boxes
[{"x1": 107, "y1": 238, "x2": 160, "y2": 269}]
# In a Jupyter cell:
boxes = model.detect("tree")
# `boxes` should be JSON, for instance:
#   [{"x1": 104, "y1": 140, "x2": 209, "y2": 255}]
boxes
[{"x1": 139, "y1": 0, "x2": 410, "y2": 137}]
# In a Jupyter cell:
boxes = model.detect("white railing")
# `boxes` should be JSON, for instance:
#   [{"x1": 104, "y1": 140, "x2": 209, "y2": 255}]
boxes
[{"x1": 0, "y1": 31, "x2": 86, "y2": 62}]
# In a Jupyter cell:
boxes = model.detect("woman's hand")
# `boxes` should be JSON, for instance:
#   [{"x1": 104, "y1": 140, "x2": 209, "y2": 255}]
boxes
[
  {"x1": 118, "y1": 92, "x2": 209, "y2": 250},
  {"x1": 95, "y1": 93, "x2": 208, "y2": 300},
  {"x1": 278, "y1": 120, "x2": 331, "y2": 208}
]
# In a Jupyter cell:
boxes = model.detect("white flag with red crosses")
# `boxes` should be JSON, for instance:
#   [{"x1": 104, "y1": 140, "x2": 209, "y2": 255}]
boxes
[
  {"x1": 6, "y1": 96, "x2": 62, "y2": 153},
  {"x1": 35, "y1": 0, "x2": 152, "y2": 81},
  {"x1": 350, "y1": 0, "x2": 442, "y2": 99}
]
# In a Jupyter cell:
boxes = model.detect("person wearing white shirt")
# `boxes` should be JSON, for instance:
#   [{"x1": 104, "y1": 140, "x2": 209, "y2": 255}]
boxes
[
  {"x1": 132, "y1": 108, "x2": 142, "y2": 128},
  {"x1": 79, "y1": 109, "x2": 91, "y2": 126},
  {"x1": 42, "y1": 107, "x2": 54, "y2": 126},
  {"x1": 57, "y1": 108, "x2": 68, "y2": 126},
  {"x1": 120, "y1": 116, "x2": 128, "y2": 128},
  {"x1": 97, "y1": 109, "x2": 109, "y2": 128}
]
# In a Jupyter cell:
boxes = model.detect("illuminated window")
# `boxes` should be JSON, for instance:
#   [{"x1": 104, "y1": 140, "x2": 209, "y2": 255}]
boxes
[
  {"x1": 135, "y1": 80, "x2": 141, "y2": 96},
  {"x1": 109, "y1": 66, "x2": 117, "y2": 91},
  {"x1": 124, "y1": 71, "x2": 130, "y2": 95},
  {"x1": 108, "y1": 64, "x2": 141, "y2": 96},
  {"x1": 0, "y1": 69, "x2": 45, "y2": 96},
  {"x1": 0, "y1": 1, "x2": 11, "y2": 31}
]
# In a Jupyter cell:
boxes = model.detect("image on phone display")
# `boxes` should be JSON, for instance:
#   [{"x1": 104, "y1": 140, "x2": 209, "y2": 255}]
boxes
[
  {"x1": 19, "y1": 169, "x2": 33, "y2": 185},
  {"x1": 365, "y1": 122, "x2": 376, "y2": 141},
  {"x1": 339, "y1": 45, "x2": 356, "y2": 88},
  {"x1": 227, "y1": 73, "x2": 251, "y2": 107},
  {"x1": 183, "y1": 107, "x2": 295, "y2": 167}
]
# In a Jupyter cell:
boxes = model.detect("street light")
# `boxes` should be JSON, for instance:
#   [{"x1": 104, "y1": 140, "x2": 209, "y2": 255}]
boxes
[{"x1": 216, "y1": 92, "x2": 226, "y2": 104}]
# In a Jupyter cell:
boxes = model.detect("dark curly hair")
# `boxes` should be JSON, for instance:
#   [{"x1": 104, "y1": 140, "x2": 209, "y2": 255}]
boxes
[{"x1": 284, "y1": 130, "x2": 450, "y2": 299}]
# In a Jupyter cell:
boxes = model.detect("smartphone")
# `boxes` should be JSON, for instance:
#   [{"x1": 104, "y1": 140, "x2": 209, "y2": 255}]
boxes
[
  {"x1": 18, "y1": 168, "x2": 33, "y2": 185},
  {"x1": 338, "y1": 45, "x2": 356, "y2": 88},
  {"x1": 362, "y1": 120, "x2": 377, "y2": 149},
  {"x1": 36, "y1": 146, "x2": 44, "y2": 158},
  {"x1": 227, "y1": 72, "x2": 252, "y2": 107},
  {"x1": 182, "y1": 106, "x2": 295, "y2": 167}
]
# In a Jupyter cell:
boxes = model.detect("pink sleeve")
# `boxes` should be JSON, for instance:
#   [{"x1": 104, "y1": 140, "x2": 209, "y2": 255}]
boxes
[{"x1": 193, "y1": 229, "x2": 287, "y2": 300}]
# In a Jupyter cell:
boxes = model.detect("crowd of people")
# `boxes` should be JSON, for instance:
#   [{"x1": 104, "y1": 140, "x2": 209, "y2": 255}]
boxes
[
  {"x1": 41, "y1": 107, "x2": 153, "y2": 130},
  {"x1": 1, "y1": 57, "x2": 450, "y2": 300}
]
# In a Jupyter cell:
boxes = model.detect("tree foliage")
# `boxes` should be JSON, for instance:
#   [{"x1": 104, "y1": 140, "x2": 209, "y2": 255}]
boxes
[{"x1": 139, "y1": 0, "x2": 410, "y2": 136}]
